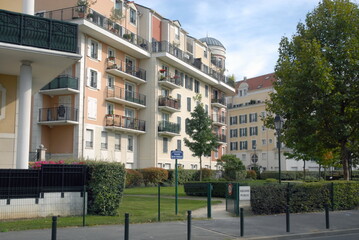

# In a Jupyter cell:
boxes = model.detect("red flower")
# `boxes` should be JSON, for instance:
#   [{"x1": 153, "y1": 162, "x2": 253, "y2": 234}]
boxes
[{"x1": 159, "y1": 69, "x2": 166, "y2": 73}]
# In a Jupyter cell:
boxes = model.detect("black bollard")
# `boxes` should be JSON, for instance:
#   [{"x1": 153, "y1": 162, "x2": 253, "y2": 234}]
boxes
[
  {"x1": 286, "y1": 205, "x2": 290, "y2": 232},
  {"x1": 187, "y1": 210, "x2": 192, "y2": 240},
  {"x1": 124, "y1": 213, "x2": 129, "y2": 240},
  {"x1": 325, "y1": 204, "x2": 330, "y2": 229},
  {"x1": 240, "y1": 208, "x2": 244, "y2": 237},
  {"x1": 51, "y1": 216, "x2": 57, "y2": 240}
]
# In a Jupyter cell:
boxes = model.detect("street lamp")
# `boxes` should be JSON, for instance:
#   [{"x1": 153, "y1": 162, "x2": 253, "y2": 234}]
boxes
[{"x1": 274, "y1": 115, "x2": 284, "y2": 184}]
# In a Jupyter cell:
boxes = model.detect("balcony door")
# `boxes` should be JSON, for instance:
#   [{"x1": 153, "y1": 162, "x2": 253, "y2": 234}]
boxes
[
  {"x1": 125, "y1": 82, "x2": 135, "y2": 102},
  {"x1": 125, "y1": 108, "x2": 135, "y2": 128},
  {"x1": 125, "y1": 57, "x2": 135, "y2": 74},
  {"x1": 58, "y1": 95, "x2": 71, "y2": 120}
]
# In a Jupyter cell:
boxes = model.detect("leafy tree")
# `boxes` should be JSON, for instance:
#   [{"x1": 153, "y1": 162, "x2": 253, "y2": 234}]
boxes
[
  {"x1": 184, "y1": 95, "x2": 219, "y2": 181},
  {"x1": 267, "y1": 0, "x2": 359, "y2": 180},
  {"x1": 217, "y1": 154, "x2": 246, "y2": 181}
]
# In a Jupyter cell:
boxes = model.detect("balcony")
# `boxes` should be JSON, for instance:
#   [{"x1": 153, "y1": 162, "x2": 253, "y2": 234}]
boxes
[
  {"x1": 212, "y1": 114, "x2": 226, "y2": 126},
  {"x1": 105, "y1": 114, "x2": 145, "y2": 134},
  {"x1": 40, "y1": 7, "x2": 150, "y2": 58},
  {"x1": 158, "y1": 121, "x2": 180, "y2": 137},
  {"x1": 158, "y1": 75, "x2": 182, "y2": 89},
  {"x1": 38, "y1": 106, "x2": 78, "y2": 126},
  {"x1": 40, "y1": 75, "x2": 79, "y2": 96},
  {"x1": 216, "y1": 134, "x2": 227, "y2": 144},
  {"x1": 106, "y1": 86, "x2": 146, "y2": 109},
  {"x1": 211, "y1": 98, "x2": 227, "y2": 108},
  {"x1": 158, "y1": 96, "x2": 181, "y2": 113},
  {"x1": 106, "y1": 60, "x2": 146, "y2": 84}
]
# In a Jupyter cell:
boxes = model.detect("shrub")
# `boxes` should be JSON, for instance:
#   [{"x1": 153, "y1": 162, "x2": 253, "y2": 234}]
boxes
[
  {"x1": 218, "y1": 154, "x2": 246, "y2": 181},
  {"x1": 140, "y1": 167, "x2": 168, "y2": 186},
  {"x1": 167, "y1": 169, "x2": 198, "y2": 185},
  {"x1": 125, "y1": 169, "x2": 143, "y2": 187},
  {"x1": 193, "y1": 169, "x2": 215, "y2": 181},
  {"x1": 86, "y1": 161, "x2": 126, "y2": 216},
  {"x1": 246, "y1": 170, "x2": 257, "y2": 179},
  {"x1": 184, "y1": 181, "x2": 228, "y2": 198}
]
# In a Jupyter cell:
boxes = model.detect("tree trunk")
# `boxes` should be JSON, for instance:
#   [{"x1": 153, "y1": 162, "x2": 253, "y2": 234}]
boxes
[
  {"x1": 199, "y1": 156, "x2": 202, "y2": 182},
  {"x1": 340, "y1": 141, "x2": 350, "y2": 181}
]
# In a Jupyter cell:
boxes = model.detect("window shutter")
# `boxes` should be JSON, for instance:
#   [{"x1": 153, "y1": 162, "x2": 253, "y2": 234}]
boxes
[
  {"x1": 97, "y1": 71, "x2": 102, "y2": 90},
  {"x1": 98, "y1": 42, "x2": 102, "y2": 61},
  {"x1": 87, "y1": 39, "x2": 92, "y2": 57},
  {"x1": 86, "y1": 68, "x2": 90, "y2": 86}
]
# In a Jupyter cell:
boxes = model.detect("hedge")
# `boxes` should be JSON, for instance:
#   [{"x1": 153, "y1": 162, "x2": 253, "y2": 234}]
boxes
[
  {"x1": 86, "y1": 161, "x2": 126, "y2": 216},
  {"x1": 139, "y1": 167, "x2": 168, "y2": 186},
  {"x1": 260, "y1": 170, "x2": 359, "y2": 181},
  {"x1": 184, "y1": 181, "x2": 229, "y2": 197},
  {"x1": 125, "y1": 169, "x2": 143, "y2": 187}
]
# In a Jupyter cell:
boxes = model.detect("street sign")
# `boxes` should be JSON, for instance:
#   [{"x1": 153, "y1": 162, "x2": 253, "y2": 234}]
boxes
[{"x1": 171, "y1": 150, "x2": 183, "y2": 159}]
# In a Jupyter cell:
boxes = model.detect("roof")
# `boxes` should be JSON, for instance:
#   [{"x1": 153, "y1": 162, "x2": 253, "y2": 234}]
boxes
[
  {"x1": 199, "y1": 37, "x2": 226, "y2": 49},
  {"x1": 236, "y1": 73, "x2": 276, "y2": 91}
]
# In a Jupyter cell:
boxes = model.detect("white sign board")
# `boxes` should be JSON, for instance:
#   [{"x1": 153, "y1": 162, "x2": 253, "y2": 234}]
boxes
[{"x1": 239, "y1": 186, "x2": 251, "y2": 201}]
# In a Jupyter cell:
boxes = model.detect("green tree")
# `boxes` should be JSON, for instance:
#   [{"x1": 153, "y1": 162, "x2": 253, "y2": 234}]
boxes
[
  {"x1": 184, "y1": 95, "x2": 219, "y2": 181},
  {"x1": 267, "y1": 0, "x2": 359, "y2": 180},
  {"x1": 217, "y1": 154, "x2": 246, "y2": 181}
]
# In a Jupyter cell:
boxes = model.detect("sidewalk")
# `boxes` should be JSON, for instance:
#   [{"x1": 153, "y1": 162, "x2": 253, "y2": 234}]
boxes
[{"x1": 1, "y1": 209, "x2": 358, "y2": 240}]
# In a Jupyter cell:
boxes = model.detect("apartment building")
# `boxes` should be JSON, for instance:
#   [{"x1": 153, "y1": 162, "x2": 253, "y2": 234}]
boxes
[
  {"x1": 31, "y1": 0, "x2": 235, "y2": 170},
  {"x1": 0, "y1": 1, "x2": 81, "y2": 169},
  {"x1": 227, "y1": 73, "x2": 319, "y2": 171}
]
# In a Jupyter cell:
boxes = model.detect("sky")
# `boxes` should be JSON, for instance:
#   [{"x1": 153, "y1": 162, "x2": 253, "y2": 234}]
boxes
[{"x1": 133, "y1": 0, "x2": 358, "y2": 80}]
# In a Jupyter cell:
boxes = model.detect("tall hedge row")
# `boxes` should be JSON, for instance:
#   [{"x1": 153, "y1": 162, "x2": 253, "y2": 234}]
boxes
[{"x1": 86, "y1": 161, "x2": 126, "y2": 216}]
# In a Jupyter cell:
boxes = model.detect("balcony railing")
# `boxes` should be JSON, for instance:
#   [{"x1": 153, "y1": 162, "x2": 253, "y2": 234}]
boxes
[
  {"x1": 41, "y1": 75, "x2": 79, "y2": 90},
  {"x1": 158, "y1": 96, "x2": 181, "y2": 110},
  {"x1": 107, "y1": 86, "x2": 146, "y2": 106},
  {"x1": 38, "y1": 106, "x2": 78, "y2": 122},
  {"x1": 39, "y1": 6, "x2": 149, "y2": 52},
  {"x1": 105, "y1": 114, "x2": 146, "y2": 131},
  {"x1": 211, "y1": 98, "x2": 226, "y2": 106},
  {"x1": 0, "y1": 9, "x2": 78, "y2": 53},
  {"x1": 158, "y1": 75, "x2": 183, "y2": 86},
  {"x1": 158, "y1": 121, "x2": 180, "y2": 134},
  {"x1": 152, "y1": 41, "x2": 234, "y2": 87},
  {"x1": 216, "y1": 134, "x2": 227, "y2": 143},
  {"x1": 107, "y1": 60, "x2": 146, "y2": 81},
  {"x1": 212, "y1": 114, "x2": 226, "y2": 124}
]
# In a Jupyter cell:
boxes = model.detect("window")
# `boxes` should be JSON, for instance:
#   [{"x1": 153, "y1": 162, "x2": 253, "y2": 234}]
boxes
[
  {"x1": 261, "y1": 111, "x2": 266, "y2": 119},
  {"x1": 205, "y1": 85, "x2": 209, "y2": 97},
  {"x1": 262, "y1": 152, "x2": 267, "y2": 161},
  {"x1": 214, "y1": 150, "x2": 218, "y2": 159},
  {"x1": 249, "y1": 113, "x2": 258, "y2": 122},
  {"x1": 230, "y1": 116, "x2": 238, "y2": 125},
  {"x1": 87, "y1": 68, "x2": 101, "y2": 90},
  {"x1": 107, "y1": 75, "x2": 114, "y2": 90},
  {"x1": 204, "y1": 49, "x2": 208, "y2": 58},
  {"x1": 130, "y1": 8, "x2": 136, "y2": 24},
  {"x1": 107, "y1": 103, "x2": 114, "y2": 115},
  {"x1": 86, "y1": 129, "x2": 94, "y2": 148},
  {"x1": 191, "y1": 164, "x2": 198, "y2": 170},
  {"x1": 185, "y1": 118, "x2": 189, "y2": 133},
  {"x1": 230, "y1": 129, "x2": 238, "y2": 138},
  {"x1": 164, "y1": 163, "x2": 171, "y2": 170},
  {"x1": 252, "y1": 140, "x2": 257, "y2": 149},
  {"x1": 249, "y1": 126, "x2": 258, "y2": 136},
  {"x1": 177, "y1": 139, "x2": 182, "y2": 150},
  {"x1": 205, "y1": 104, "x2": 208, "y2": 114},
  {"x1": 128, "y1": 135, "x2": 133, "y2": 151},
  {"x1": 101, "y1": 131, "x2": 108, "y2": 149},
  {"x1": 241, "y1": 154, "x2": 246, "y2": 161},
  {"x1": 262, "y1": 125, "x2": 267, "y2": 131},
  {"x1": 177, "y1": 93, "x2": 181, "y2": 105},
  {"x1": 187, "y1": 97, "x2": 191, "y2": 111},
  {"x1": 115, "y1": 0, "x2": 122, "y2": 10},
  {"x1": 262, "y1": 139, "x2": 267, "y2": 145},
  {"x1": 240, "y1": 141, "x2": 248, "y2": 150},
  {"x1": 185, "y1": 76, "x2": 193, "y2": 90},
  {"x1": 251, "y1": 154, "x2": 258, "y2": 163},
  {"x1": 230, "y1": 142, "x2": 238, "y2": 151},
  {"x1": 90, "y1": 40, "x2": 98, "y2": 59},
  {"x1": 87, "y1": 97, "x2": 97, "y2": 120},
  {"x1": 90, "y1": 70, "x2": 97, "y2": 88},
  {"x1": 177, "y1": 116, "x2": 181, "y2": 132},
  {"x1": 115, "y1": 134, "x2": 121, "y2": 150},
  {"x1": 163, "y1": 137, "x2": 168, "y2": 153},
  {"x1": 175, "y1": 27, "x2": 180, "y2": 40},
  {"x1": 194, "y1": 80, "x2": 200, "y2": 93},
  {"x1": 269, "y1": 139, "x2": 273, "y2": 144},
  {"x1": 239, "y1": 115, "x2": 247, "y2": 124},
  {"x1": 157, "y1": 163, "x2": 163, "y2": 168},
  {"x1": 108, "y1": 47, "x2": 115, "y2": 61},
  {"x1": 161, "y1": 88, "x2": 169, "y2": 97},
  {"x1": 239, "y1": 128, "x2": 247, "y2": 137}
]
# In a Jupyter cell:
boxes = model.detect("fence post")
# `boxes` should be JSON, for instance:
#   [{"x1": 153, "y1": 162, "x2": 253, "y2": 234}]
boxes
[
  {"x1": 240, "y1": 208, "x2": 244, "y2": 237},
  {"x1": 51, "y1": 216, "x2": 57, "y2": 240},
  {"x1": 158, "y1": 183, "x2": 161, "y2": 222},
  {"x1": 207, "y1": 183, "x2": 212, "y2": 219},
  {"x1": 325, "y1": 204, "x2": 330, "y2": 229},
  {"x1": 124, "y1": 213, "x2": 129, "y2": 240},
  {"x1": 330, "y1": 182, "x2": 334, "y2": 211},
  {"x1": 286, "y1": 205, "x2": 290, "y2": 232},
  {"x1": 82, "y1": 185, "x2": 86, "y2": 227},
  {"x1": 187, "y1": 210, "x2": 192, "y2": 240}
]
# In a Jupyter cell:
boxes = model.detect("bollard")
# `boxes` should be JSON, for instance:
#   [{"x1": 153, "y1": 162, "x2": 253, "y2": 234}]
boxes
[
  {"x1": 207, "y1": 183, "x2": 212, "y2": 219},
  {"x1": 187, "y1": 210, "x2": 192, "y2": 240},
  {"x1": 158, "y1": 183, "x2": 161, "y2": 222},
  {"x1": 124, "y1": 213, "x2": 129, "y2": 240},
  {"x1": 325, "y1": 204, "x2": 330, "y2": 229},
  {"x1": 51, "y1": 216, "x2": 57, "y2": 240},
  {"x1": 83, "y1": 185, "x2": 86, "y2": 227},
  {"x1": 240, "y1": 208, "x2": 244, "y2": 237},
  {"x1": 286, "y1": 205, "x2": 290, "y2": 232}
]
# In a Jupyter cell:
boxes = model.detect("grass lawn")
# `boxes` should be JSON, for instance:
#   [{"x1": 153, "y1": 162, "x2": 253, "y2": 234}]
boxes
[
  {"x1": 0, "y1": 194, "x2": 219, "y2": 232},
  {"x1": 124, "y1": 186, "x2": 186, "y2": 196}
]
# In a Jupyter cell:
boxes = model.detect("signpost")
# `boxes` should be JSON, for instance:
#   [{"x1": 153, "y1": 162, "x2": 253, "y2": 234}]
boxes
[{"x1": 171, "y1": 150, "x2": 183, "y2": 215}]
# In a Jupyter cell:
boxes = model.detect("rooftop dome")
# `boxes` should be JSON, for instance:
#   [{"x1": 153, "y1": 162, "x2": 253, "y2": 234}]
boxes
[{"x1": 199, "y1": 37, "x2": 226, "y2": 49}]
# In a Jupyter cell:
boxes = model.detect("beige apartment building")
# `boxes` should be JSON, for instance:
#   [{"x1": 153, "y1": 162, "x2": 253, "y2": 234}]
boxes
[
  {"x1": 227, "y1": 73, "x2": 319, "y2": 171},
  {"x1": 0, "y1": 0, "x2": 81, "y2": 169},
  {"x1": 28, "y1": 0, "x2": 234, "y2": 170}
]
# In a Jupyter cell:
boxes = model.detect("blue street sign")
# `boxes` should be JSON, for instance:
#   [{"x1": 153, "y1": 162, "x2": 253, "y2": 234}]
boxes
[{"x1": 171, "y1": 150, "x2": 183, "y2": 159}]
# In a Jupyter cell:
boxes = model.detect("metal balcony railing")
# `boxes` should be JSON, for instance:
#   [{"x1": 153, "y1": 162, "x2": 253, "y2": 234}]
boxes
[
  {"x1": 0, "y1": 9, "x2": 78, "y2": 53},
  {"x1": 106, "y1": 60, "x2": 146, "y2": 81},
  {"x1": 216, "y1": 134, "x2": 227, "y2": 143},
  {"x1": 39, "y1": 6, "x2": 149, "y2": 52},
  {"x1": 212, "y1": 114, "x2": 226, "y2": 124},
  {"x1": 107, "y1": 86, "x2": 146, "y2": 106},
  {"x1": 158, "y1": 75, "x2": 183, "y2": 86},
  {"x1": 105, "y1": 114, "x2": 146, "y2": 131},
  {"x1": 41, "y1": 75, "x2": 79, "y2": 90},
  {"x1": 158, "y1": 96, "x2": 181, "y2": 110},
  {"x1": 158, "y1": 121, "x2": 180, "y2": 134},
  {"x1": 38, "y1": 106, "x2": 78, "y2": 122},
  {"x1": 211, "y1": 98, "x2": 226, "y2": 105}
]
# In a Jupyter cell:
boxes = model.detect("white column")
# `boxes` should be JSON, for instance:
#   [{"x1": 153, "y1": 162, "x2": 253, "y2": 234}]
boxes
[
  {"x1": 16, "y1": 61, "x2": 32, "y2": 169},
  {"x1": 22, "y1": 0, "x2": 35, "y2": 15}
]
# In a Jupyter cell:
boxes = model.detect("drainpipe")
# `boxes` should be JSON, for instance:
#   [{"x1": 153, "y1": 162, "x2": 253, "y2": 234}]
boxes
[{"x1": 23, "y1": 0, "x2": 34, "y2": 15}]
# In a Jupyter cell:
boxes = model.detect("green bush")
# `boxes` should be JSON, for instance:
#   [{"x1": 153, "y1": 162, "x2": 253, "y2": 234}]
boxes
[
  {"x1": 246, "y1": 170, "x2": 257, "y2": 179},
  {"x1": 140, "y1": 167, "x2": 168, "y2": 186},
  {"x1": 125, "y1": 169, "x2": 143, "y2": 187},
  {"x1": 86, "y1": 161, "x2": 126, "y2": 216},
  {"x1": 184, "y1": 181, "x2": 228, "y2": 198},
  {"x1": 333, "y1": 181, "x2": 359, "y2": 210}
]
